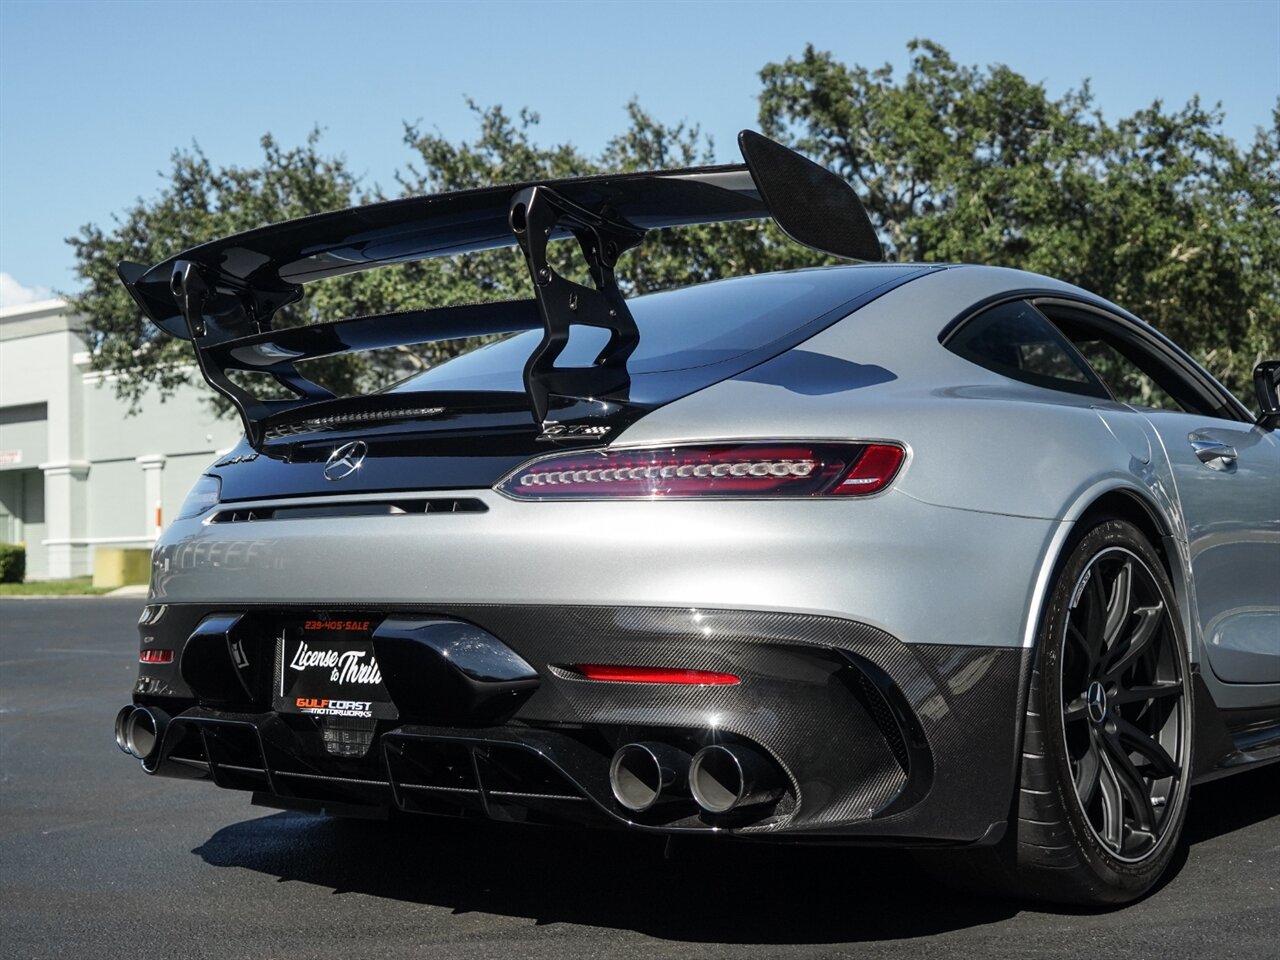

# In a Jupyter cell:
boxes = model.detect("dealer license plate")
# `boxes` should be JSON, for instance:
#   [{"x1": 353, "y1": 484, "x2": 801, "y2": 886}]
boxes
[{"x1": 274, "y1": 616, "x2": 398, "y2": 721}]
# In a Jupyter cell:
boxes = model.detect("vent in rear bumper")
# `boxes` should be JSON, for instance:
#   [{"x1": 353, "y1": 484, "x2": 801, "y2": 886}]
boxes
[{"x1": 210, "y1": 498, "x2": 487, "y2": 523}]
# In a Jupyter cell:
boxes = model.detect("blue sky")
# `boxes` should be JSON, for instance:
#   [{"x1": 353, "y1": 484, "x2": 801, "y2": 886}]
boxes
[{"x1": 1, "y1": 0, "x2": 1277, "y2": 304}]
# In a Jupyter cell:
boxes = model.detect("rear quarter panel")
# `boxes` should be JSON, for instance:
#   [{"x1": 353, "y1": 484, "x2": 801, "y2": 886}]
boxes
[{"x1": 618, "y1": 266, "x2": 1188, "y2": 652}]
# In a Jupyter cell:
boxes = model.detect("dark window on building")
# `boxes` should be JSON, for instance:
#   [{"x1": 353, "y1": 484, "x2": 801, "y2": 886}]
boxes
[{"x1": 0, "y1": 402, "x2": 47, "y2": 425}]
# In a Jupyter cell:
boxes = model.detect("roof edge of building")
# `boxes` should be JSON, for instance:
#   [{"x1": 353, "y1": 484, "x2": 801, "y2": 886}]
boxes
[{"x1": 0, "y1": 298, "x2": 70, "y2": 322}]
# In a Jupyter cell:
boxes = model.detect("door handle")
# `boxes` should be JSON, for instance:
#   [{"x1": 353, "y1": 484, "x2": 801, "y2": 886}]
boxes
[{"x1": 1190, "y1": 439, "x2": 1238, "y2": 465}]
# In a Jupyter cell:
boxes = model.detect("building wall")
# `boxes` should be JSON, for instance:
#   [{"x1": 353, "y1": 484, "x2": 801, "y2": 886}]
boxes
[
  {"x1": 0, "y1": 299, "x2": 243, "y2": 579},
  {"x1": 0, "y1": 469, "x2": 46, "y2": 576}
]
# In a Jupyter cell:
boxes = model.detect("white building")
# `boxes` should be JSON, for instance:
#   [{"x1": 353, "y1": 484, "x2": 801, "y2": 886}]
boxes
[{"x1": 0, "y1": 299, "x2": 241, "y2": 579}]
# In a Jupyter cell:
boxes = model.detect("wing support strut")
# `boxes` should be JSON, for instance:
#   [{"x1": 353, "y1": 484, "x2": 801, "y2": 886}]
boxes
[{"x1": 510, "y1": 185, "x2": 646, "y2": 422}]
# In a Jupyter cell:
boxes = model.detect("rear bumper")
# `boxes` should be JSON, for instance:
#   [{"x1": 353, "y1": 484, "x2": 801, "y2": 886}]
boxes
[
  {"x1": 148, "y1": 488, "x2": 1065, "y2": 650},
  {"x1": 128, "y1": 603, "x2": 1031, "y2": 843}
]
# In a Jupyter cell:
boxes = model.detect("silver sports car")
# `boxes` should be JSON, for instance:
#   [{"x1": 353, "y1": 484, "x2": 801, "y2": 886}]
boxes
[{"x1": 113, "y1": 131, "x2": 1280, "y2": 906}]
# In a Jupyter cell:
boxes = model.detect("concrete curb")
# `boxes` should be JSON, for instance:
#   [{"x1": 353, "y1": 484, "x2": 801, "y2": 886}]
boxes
[
  {"x1": 106, "y1": 584, "x2": 150, "y2": 598},
  {"x1": 0, "y1": 594, "x2": 109, "y2": 600},
  {"x1": 0, "y1": 584, "x2": 149, "y2": 600}
]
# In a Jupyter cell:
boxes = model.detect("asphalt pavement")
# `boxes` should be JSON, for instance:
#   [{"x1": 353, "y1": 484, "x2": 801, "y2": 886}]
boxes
[{"x1": 1, "y1": 597, "x2": 1277, "y2": 959}]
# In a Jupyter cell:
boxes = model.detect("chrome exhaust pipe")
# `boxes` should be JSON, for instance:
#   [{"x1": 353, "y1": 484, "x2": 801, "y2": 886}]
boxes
[
  {"x1": 609, "y1": 742, "x2": 692, "y2": 812},
  {"x1": 114, "y1": 705, "x2": 136, "y2": 755},
  {"x1": 689, "y1": 744, "x2": 784, "y2": 814},
  {"x1": 122, "y1": 705, "x2": 170, "y2": 763}
]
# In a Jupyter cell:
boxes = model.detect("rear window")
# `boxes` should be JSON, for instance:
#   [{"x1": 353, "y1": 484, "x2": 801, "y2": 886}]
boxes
[{"x1": 390, "y1": 267, "x2": 912, "y2": 394}]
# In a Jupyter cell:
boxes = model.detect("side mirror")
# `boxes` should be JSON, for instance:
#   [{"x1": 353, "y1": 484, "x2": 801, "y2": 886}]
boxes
[{"x1": 1255, "y1": 359, "x2": 1280, "y2": 430}]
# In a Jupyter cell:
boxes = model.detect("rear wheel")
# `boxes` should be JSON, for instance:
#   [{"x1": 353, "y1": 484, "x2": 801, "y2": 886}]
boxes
[{"x1": 921, "y1": 518, "x2": 1193, "y2": 905}]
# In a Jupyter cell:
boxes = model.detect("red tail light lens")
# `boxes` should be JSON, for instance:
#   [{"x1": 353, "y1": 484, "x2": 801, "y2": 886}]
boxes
[
  {"x1": 139, "y1": 649, "x2": 175, "y2": 664},
  {"x1": 832, "y1": 443, "x2": 905, "y2": 495},
  {"x1": 569, "y1": 664, "x2": 740, "y2": 685},
  {"x1": 497, "y1": 442, "x2": 905, "y2": 500}
]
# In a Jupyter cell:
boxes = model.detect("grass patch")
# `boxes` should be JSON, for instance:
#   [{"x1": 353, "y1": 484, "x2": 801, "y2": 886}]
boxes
[{"x1": 0, "y1": 577, "x2": 118, "y2": 597}]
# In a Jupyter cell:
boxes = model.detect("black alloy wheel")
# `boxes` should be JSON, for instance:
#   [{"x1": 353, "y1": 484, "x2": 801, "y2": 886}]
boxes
[{"x1": 1059, "y1": 544, "x2": 1189, "y2": 863}]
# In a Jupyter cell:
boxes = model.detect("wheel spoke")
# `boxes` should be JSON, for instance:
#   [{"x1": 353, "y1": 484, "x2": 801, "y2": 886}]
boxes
[
  {"x1": 1101, "y1": 729, "x2": 1157, "y2": 832},
  {"x1": 1065, "y1": 620, "x2": 1096, "y2": 671},
  {"x1": 1064, "y1": 695, "x2": 1090, "y2": 723},
  {"x1": 1102, "y1": 560, "x2": 1133, "y2": 650},
  {"x1": 1080, "y1": 571, "x2": 1108, "y2": 665},
  {"x1": 1113, "y1": 680, "x2": 1183, "y2": 706},
  {"x1": 1086, "y1": 571, "x2": 1107, "y2": 643},
  {"x1": 1098, "y1": 754, "x2": 1126, "y2": 850},
  {"x1": 1115, "y1": 716, "x2": 1181, "y2": 780},
  {"x1": 1075, "y1": 730, "x2": 1103, "y2": 804},
  {"x1": 1104, "y1": 602, "x2": 1164, "y2": 680}
]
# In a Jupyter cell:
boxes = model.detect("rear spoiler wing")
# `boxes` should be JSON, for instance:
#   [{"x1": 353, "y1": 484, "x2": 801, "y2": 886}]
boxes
[{"x1": 118, "y1": 131, "x2": 882, "y2": 442}]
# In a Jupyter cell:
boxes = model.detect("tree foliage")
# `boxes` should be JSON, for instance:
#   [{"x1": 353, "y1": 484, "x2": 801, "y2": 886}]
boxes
[
  {"x1": 68, "y1": 131, "x2": 362, "y2": 408},
  {"x1": 69, "y1": 42, "x2": 1278, "y2": 414},
  {"x1": 759, "y1": 41, "x2": 1278, "y2": 394}
]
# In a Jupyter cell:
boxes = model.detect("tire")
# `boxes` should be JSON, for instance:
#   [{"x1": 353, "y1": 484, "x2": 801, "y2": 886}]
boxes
[{"x1": 919, "y1": 518, "x2": 1194, "y2": 906}]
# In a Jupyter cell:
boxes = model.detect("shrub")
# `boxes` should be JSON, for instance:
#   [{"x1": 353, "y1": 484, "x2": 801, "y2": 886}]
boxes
[{"x1": 0, "y1": 543, "x2": 25, "y2": 583}]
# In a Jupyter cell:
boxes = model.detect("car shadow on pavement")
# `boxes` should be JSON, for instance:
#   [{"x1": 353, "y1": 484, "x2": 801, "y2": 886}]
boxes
[{"x1": 192, "y1": 762, "x2": 1279, "y2": 944}]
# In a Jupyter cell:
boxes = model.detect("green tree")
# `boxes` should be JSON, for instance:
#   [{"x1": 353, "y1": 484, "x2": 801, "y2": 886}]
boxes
[
  {"x1": 758, "y1": 40, "x2": 1278, "y2": 395},
  {"x1": 68, "y1": 130, "x2": 363, "y2": 410},
  {"x1": 69, "y1": 42, "x2": 1278, "y2": 412}
]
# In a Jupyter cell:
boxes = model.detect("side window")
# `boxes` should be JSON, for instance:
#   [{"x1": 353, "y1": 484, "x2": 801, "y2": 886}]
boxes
[
  {"x1": 1039, "y1": 304, "x2": 1219, "y2": 416},
  {"x1": 1064, "y1": 337, "x2": 1186, "y2": 411},
  {"x1": 945, "y1": 300, "x2": 1110, "y2": 398}
]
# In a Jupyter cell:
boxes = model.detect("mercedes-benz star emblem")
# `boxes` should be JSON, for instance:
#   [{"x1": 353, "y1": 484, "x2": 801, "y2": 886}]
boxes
[
  {"x1": 323, "y1": 441, "x2": 367, "y2": 481},
  {"x1": 1086, "y1": 680, "x2": 1108, "y2": 724}
]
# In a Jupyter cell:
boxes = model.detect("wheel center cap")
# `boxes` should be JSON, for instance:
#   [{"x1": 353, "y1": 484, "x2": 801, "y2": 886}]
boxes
[{"x1": 1086, "y1": 680, "x2": 1108, "y2": 723}]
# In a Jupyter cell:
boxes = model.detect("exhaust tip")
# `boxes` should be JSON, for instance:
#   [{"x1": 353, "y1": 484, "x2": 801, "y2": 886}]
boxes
[
  {"x1": 689, "y1": 744, "x2": 783, "y2": 814},
  {"x1": 114, "y1": 705, "x2": 136, "y2": 755},
  {"x1": 123, "y1": 705, "x2": 168, "y2": 762},
  {"x1": 609, "y1": 742, "x2": 690, "y2": 813}
]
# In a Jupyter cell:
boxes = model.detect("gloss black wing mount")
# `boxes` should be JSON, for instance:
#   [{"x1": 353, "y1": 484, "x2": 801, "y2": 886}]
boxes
[{"x1": 509, "y1": 185, "x2": 646, "y2": 421}]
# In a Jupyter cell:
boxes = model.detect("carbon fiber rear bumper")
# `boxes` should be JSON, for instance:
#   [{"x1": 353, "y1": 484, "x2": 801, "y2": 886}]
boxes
[{"x1": 128, "y1": 604, "x2": 1031, "y2": 843}]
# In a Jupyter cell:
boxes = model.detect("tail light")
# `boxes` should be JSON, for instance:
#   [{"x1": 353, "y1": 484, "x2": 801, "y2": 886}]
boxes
[{"x1": 496, "y1": 442, "x2": 905, "y2": 500}]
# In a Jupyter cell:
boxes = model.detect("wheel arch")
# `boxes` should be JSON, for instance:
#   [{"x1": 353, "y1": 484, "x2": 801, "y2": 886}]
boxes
[
  {"x1": 1072, "y1": 489, "x2": 1175, "y2": 574},
  {"x1": 995, "y1": 480, "x2": 1199, "y2": 900},
  {"x1": 1023, "y1": 480, "x2": 1197, "y2": 663}
]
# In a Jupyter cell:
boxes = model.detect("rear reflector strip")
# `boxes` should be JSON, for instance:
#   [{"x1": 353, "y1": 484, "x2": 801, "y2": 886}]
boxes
[
  {"x1": 569, "y1": 664, "x2": 740, "y2": 685},
  {"x1": 139, "y1": 649, "x2": 175, "y2": 664}
]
